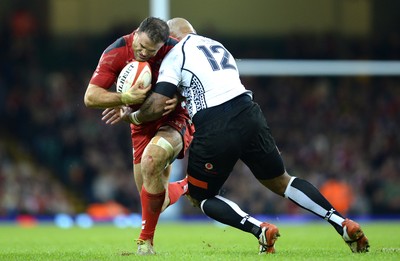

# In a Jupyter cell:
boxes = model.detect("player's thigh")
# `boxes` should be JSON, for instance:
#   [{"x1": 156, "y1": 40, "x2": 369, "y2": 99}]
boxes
[
  {"x1": 240, "y1": 112, "x2": 285, "y2": 180},
  {"x1": 242, "y1": 145, "x2": 285, "y2": 180},
  {"x1": 133, "y1": 163, "x2": 143, "y2": 192},
  {"x1": 154, "y1": 125, "x2": 183, "y2": 159},
  {"x1": 141, "y1": 125, "x2": 183, "y2": 170},
  {"x1": 187, "y1": 132, "x2": 240, "y2": 202}
]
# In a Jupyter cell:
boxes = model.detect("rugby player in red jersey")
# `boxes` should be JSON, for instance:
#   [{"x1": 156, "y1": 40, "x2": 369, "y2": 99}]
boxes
[{"x1": 84, "y1": 17, "x2": 193, "y2": 255}]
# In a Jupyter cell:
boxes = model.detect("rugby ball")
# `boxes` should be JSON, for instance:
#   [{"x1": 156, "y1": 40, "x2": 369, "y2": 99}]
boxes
[{"x1": 116, "y1": 61, "x2": 152, "y2": 93}]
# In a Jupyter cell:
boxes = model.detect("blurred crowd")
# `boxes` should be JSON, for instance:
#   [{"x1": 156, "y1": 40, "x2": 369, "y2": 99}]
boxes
[{"x1": 0, "y1": 8, "x2": 399, "y2": 218}]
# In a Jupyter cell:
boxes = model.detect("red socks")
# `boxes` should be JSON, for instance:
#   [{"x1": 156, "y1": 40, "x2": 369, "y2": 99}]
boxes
[
  {"x1": 139, "y1": 178, "x2": 188, "y2": 242},
  {"x1": 167, "y1": 178, "x2": 188, "y2": 206},
  {"x1": 139, "y1": 187, "x2": 165, "y2": 241}
]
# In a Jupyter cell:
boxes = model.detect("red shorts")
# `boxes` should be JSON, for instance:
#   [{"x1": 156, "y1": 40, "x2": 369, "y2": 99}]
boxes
[{"x1": 130, "y1": 106, "x2": 194, "y2": 165}]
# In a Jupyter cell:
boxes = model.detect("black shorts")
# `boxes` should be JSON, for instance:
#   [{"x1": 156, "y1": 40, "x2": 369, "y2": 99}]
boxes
[{"x1": 188, "y1": 94, "x2": 285, "y2": 202}]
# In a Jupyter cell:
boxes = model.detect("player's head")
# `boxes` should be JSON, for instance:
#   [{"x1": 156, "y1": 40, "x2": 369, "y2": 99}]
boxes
[
  {"x1": 133, "y1": 17, "x2": 170, "y2": 61},
  {"x1": 167, "y1": 17, "x2": 196, "y2": 41}
]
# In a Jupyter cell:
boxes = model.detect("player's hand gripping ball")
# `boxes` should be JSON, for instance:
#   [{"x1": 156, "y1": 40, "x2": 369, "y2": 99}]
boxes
[{"x1": 116, "y1": 61, "x2": 152, "y2": 93}]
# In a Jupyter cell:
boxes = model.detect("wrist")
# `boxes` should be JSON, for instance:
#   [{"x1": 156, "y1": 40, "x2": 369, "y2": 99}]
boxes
[
  {"x1": 129, "y1": 111, "x2": 142, "y2": 125},
  {"x1": 121, "y1": 92, "x2": 133, "y2": 105}
]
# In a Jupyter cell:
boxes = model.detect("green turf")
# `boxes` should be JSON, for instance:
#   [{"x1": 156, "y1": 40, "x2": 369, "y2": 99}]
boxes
[{"x1": 0, "y1": 220, "x2": 399, "y2": 260}]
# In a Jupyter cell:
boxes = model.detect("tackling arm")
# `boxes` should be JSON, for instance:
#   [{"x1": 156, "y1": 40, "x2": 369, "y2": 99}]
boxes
[{"x1": 130, "y1": 81, "x2": 178, "y2": 125}]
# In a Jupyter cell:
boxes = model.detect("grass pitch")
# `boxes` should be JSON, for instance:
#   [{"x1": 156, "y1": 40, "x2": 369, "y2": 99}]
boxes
[{"x1": 0, "y1": 220, "x2": 399, "y2": 260}]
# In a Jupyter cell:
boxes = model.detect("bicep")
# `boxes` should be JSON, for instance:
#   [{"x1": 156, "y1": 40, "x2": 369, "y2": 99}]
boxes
[
  {"x1": 147, "y1": 81, "x2": 178, "y2": 114},
  {"x1": 142, "y1": 91, "x2": 171, "y2": 114},
  {"x1": 137, "y1": 82, "x2": 178, "y2": 122}
]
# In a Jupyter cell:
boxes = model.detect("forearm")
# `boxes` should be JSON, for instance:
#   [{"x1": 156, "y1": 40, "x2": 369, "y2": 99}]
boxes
[
  {"x1": 129, "y1": 92, "x2": 167, "y2": 125},
  {"x1": 84, "y1": 84, "x2": 125, "y2": 109}
]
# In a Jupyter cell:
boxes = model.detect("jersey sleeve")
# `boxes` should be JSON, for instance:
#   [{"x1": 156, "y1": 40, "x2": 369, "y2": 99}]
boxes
[
  {"x1": 89, "y1": 57, "x2": 117, "y2": 89},
  {"x1": 89, "y1": 38, "x2": 127, "y2": 89}
]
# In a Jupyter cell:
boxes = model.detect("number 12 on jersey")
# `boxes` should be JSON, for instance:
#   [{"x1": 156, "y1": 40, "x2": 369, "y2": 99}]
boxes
[{"x1": 197, "y1": 45, "x2": 237, "y2": 71}]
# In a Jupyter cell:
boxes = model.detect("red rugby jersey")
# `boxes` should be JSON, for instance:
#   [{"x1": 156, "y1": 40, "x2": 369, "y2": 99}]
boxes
[{"x1": 89, "y1": 31, "x2": 177, "y2": 91}]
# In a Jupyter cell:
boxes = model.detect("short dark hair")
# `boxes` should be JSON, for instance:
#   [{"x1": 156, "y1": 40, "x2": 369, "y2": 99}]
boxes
[{"x1": 137, "y1": 17, "x2": 169, "y2": 44}]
